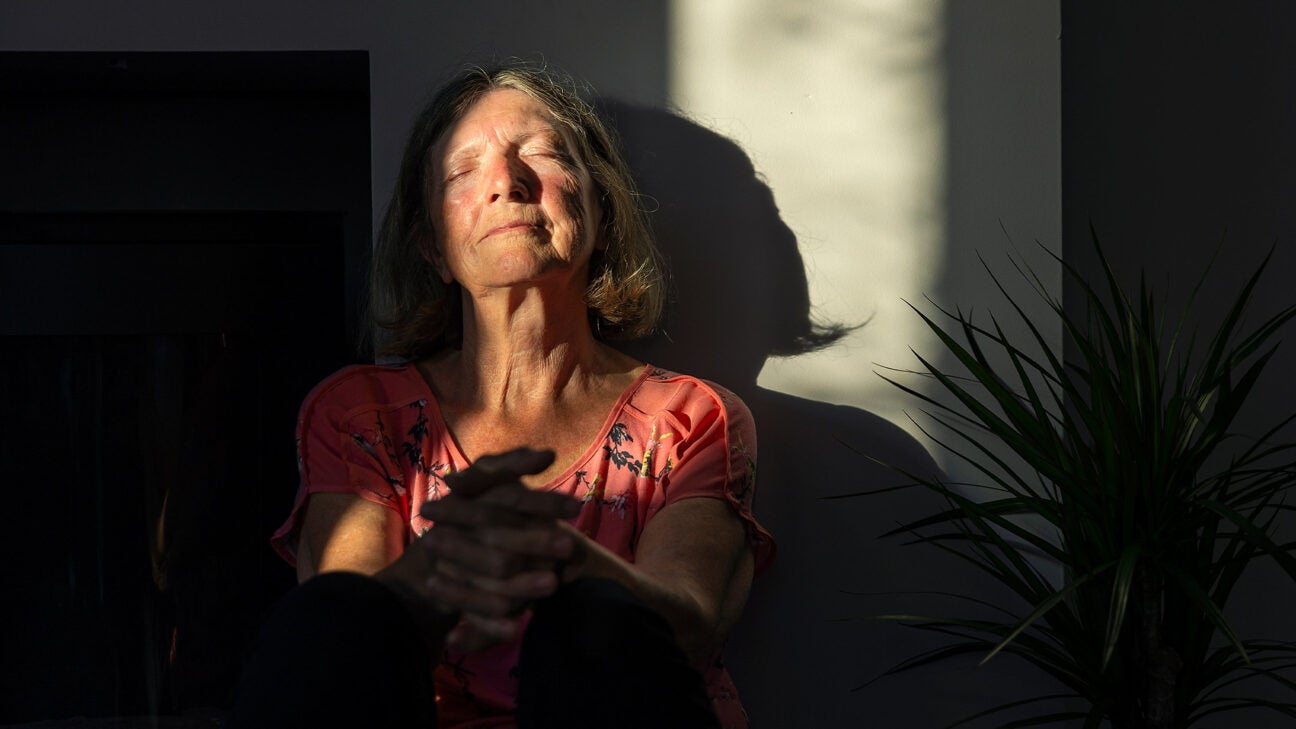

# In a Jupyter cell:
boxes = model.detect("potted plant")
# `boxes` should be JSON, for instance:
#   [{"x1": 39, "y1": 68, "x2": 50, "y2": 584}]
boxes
[{"x1": 860, "y1": 236, "x2": 1296, "y2": 728}]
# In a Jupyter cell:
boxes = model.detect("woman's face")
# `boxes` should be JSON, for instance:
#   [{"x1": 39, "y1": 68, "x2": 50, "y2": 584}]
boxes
[{"x1": 427, "y1": 88, "x2": 603, "y2": 294}]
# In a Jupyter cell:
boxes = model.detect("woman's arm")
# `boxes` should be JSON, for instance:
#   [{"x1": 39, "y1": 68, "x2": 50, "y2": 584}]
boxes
[
  {"x1": 296, "y1": 492, "x2": 404, "y2": 581},
  {"x1": 297, "y1": 447, "x2": 754, "y2": 667},
  {"x1": 295, "y1": 492, "x2": 460, "y2": 644},
  {"x1": 294, "y1": 451, "x2": 581, "y2": 645},
  {"x1": 421, "y1": 484, "x2": 755, "y2": 665},
  {"x1": 567, "y1": 497, "x2": 754, "y2": 665}
]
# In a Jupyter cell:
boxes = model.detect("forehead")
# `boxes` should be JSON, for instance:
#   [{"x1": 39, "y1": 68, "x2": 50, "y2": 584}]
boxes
[{"x1": 435, "y1": 88, "x2": 574, "y2": 157}]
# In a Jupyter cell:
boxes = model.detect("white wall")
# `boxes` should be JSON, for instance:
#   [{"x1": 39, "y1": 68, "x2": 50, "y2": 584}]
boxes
[{"x1": 672, "y1": 1, "x2": 1062, "y2": 460}]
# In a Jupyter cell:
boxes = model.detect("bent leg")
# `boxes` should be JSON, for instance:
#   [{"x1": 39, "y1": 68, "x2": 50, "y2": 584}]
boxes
[
  {"x1": 516, "y1": 577, "x2": 720, "y2": 729},
  {"x1": 231, "y1": 572, "x2": 438, "y2": 729}
]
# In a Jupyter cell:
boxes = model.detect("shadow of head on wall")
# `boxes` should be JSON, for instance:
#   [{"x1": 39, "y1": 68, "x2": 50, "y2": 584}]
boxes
[
  {"x1": 599, "y1": 99, "x2": 848, "y2": 390},
  {"x1": 601, "y1": 101, "x2": 1044, "y2": 727}
]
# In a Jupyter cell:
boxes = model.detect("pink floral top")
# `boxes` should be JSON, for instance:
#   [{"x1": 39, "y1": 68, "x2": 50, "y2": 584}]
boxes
[{"x1": 272, "y1": 363, "x2": 774, "y2": 728}]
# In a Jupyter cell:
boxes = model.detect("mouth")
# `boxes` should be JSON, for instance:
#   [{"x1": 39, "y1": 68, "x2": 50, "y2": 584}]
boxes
[{"x1": 484, "y1": 221, "x2": 542, "y2": 238}]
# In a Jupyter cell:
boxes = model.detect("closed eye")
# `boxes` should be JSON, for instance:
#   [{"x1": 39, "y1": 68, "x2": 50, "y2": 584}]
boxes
[
  {"x1": 445, "y1": 166, "x2": 476, "y2": 183},
  {"x1": 522, "y1": 146, "x2": 569, "y2": 161}
]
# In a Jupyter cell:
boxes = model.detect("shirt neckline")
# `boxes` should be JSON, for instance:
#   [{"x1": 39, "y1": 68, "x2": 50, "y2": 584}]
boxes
[{"x1": 399, "y1": 362, "x2": 656, "y2": 491}]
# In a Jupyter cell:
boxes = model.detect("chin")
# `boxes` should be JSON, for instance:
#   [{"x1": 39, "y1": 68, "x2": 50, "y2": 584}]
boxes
[{"x1": 475, "y1": 251, "x2": 571, "y2": 288}]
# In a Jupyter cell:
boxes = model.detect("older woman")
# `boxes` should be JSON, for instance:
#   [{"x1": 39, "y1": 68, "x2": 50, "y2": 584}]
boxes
[{"x1": 246, "y1": 65, "x2": 772, "y2": 728}]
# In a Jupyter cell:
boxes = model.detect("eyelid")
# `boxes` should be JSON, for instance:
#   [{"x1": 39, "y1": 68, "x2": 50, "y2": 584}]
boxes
[
  {"x1": 523, "y1": 130, "x2": 570, "y2": 150},
  {"x1": 523, "y1": 147, "x2": 577, "y2": 170},
  {"x1": 443, "y1": 165, "x2": 475, "y2": 184},
  {"x1": 521, "y1": 142, "x2": 564, "y2": 156}
]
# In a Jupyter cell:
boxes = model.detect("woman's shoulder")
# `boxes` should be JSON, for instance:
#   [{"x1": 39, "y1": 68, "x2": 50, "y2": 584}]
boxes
[
  {"x1": 299, "y1": 362, "x2": 430, "y2": 420},
  {"x1": 630, "y1": 366, "x2": 753, "y2": 430}
]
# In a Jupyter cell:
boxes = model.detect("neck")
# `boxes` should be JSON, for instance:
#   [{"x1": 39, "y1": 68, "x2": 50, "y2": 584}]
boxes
[{"x1": 448, "y1": 283, "x2": 608, "y2": 410}]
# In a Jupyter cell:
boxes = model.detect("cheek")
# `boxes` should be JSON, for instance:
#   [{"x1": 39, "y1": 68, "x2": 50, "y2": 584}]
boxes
[
  {"x1": 420, "y1": 227, "x2": 454, "y2": 284},
  {"x1": 427, "y1": 193, "x2": 472, "y2": 281},
  {"x1": 438, "y1": 188, "x2": 467, "y2": 223},
  {"x1": 548, "y1": 174, "x2": 596, "y2": 241},
  {"x1": 560, "y1": 188, "x2": 589, "y2": 234},
  {"x1": 428, "y1": 243, "x2": 453, "y2": 283},
  {"x1": 434, "y1": 192, "x2": 477, "y2": 245}
]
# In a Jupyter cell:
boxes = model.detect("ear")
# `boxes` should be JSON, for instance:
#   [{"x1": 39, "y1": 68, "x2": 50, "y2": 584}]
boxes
[{"x1": 419, "y1": 238, "x2": 454, "y2": 284}]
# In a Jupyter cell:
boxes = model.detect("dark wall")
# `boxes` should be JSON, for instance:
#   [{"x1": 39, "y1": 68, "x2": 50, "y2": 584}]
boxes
[
  {"x1": 0, "y1": 51, "x2": 370, "y2": 721},
  {"x1": 1062, "y1": 7, "x2": 1296, "y2": 489},
  {"x1": 1063, "y1": 2, "x2": 1296, "y2": 370},
  {"x1": 0, "y1": 1, "x2": 671, "y2": 237},
  {"x1": 0, "y1": 51, "x2": 371, "y2": 346},
  {"x1": 1063, "y1": 5, "x2": 1296, "y2": 726}
]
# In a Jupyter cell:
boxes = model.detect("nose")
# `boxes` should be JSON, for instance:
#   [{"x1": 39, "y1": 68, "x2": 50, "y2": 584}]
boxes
[{"x1": 485, "y1": 155, "x2": 532, "y2": 203}]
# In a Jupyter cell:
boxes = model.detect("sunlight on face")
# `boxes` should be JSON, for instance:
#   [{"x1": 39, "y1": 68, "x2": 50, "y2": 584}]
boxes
[{"x1": 429, "y1": 88, "x2": 603, "y2": 294}]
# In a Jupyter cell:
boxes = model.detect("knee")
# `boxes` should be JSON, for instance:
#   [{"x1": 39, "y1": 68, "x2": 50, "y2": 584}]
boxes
[{"x1": 526, "y1": 577, "x2": 680, "y2": 668}]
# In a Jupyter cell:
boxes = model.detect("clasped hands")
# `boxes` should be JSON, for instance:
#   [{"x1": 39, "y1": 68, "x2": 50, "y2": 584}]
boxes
[{"x1": 416, "y1": 447, "x2": 583, "y2": 652}]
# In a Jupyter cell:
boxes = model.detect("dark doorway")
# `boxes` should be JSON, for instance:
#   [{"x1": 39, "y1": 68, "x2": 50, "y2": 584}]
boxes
[{"x1": 1, "y1": 52, "x2": 370, "y2": 723}]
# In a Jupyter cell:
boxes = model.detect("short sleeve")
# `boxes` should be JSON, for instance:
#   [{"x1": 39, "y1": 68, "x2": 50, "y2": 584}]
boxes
[
  {"x1": 651, "y1": 382, "x2": 775, "y2": 574},
  {"x1": 269, "y1": 367, "x2": 416, "y2": 565}
]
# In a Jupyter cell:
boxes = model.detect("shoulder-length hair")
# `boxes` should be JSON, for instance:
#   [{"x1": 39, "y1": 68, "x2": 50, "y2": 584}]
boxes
[{"x1": 370, "y1": 63, "x2": 664, "y2": 360}]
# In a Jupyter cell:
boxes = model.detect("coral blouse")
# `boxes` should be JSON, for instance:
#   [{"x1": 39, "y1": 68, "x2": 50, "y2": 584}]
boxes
[{"x1": 272, "y1": 363, "x2": 773, "y2": 728}]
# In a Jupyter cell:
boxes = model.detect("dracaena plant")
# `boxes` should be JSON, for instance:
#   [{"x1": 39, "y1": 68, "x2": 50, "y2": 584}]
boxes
[{"x1": 862, "y1": 235, "x2": 1296, "y2": 728}]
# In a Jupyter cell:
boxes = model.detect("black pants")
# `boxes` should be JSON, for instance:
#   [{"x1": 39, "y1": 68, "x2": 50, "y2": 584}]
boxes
[{"x1": 232, "y1": 573, "x2": 721, "y2": 728}]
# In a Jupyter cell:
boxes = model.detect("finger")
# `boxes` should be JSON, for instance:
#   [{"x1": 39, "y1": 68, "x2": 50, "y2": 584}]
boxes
[
  {"x1": 477, "y1": 523, "x2": 575, "y2": 561},
  {"x1": 421, "y1": 497, "x2": 536, "y2": 530},
  {"x1": 420, "y1": 487, "x2": 579, "y2": 523},
  {"x1": 446, "y1": 623, "x2": 493, "y2": 653},
  {"x1": 425, "y1": 527, "x2": 568, "y2": 578},
  {"x1": 478, "y1": 485, "x2": 582, "y2": 519},
  {"x1": 426, "y1": 522, "x2": 573, "y2": 566},
  {"x1": 448, "y1": 616, "x2": 521, "y2": 653},
  {"x1": 444, "y1": 448, "x2": 556, "y2": 496},
  {"x1": 464, "y1": 612, "x2": 523, "y2": 642},
  {"x1": 426, "y1": 573, "x2": 517, "y2": 616},
  {"x1": 424, "y1": 571, "x2": 553, "y2": 617},
  {"x1": 433, "y1": 562, "x2": 559, "y2": 601}
]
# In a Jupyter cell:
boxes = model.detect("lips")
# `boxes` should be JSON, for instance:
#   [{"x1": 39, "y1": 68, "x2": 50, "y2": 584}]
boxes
[
  {"x1": 486, "y1": 222, "x2": 536, "y2": 236},
  {"x1": 484, "y1": 218, "x2": 545, "y2": 237}
]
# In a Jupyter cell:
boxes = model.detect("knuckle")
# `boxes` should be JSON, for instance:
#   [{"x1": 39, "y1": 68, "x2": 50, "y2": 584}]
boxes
[
  {"x1": 471, "y1": 453, "x2": 505, "y2": 472},
  {"x1": 483, "y1": 550, "x2": 519, "y2": 577},
  {"x1": 475, "y1": 595, "x2": 512, "y2": 617},
  {"x1": 480, "y1": 484, "x2": 526, "y2": 507}
]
